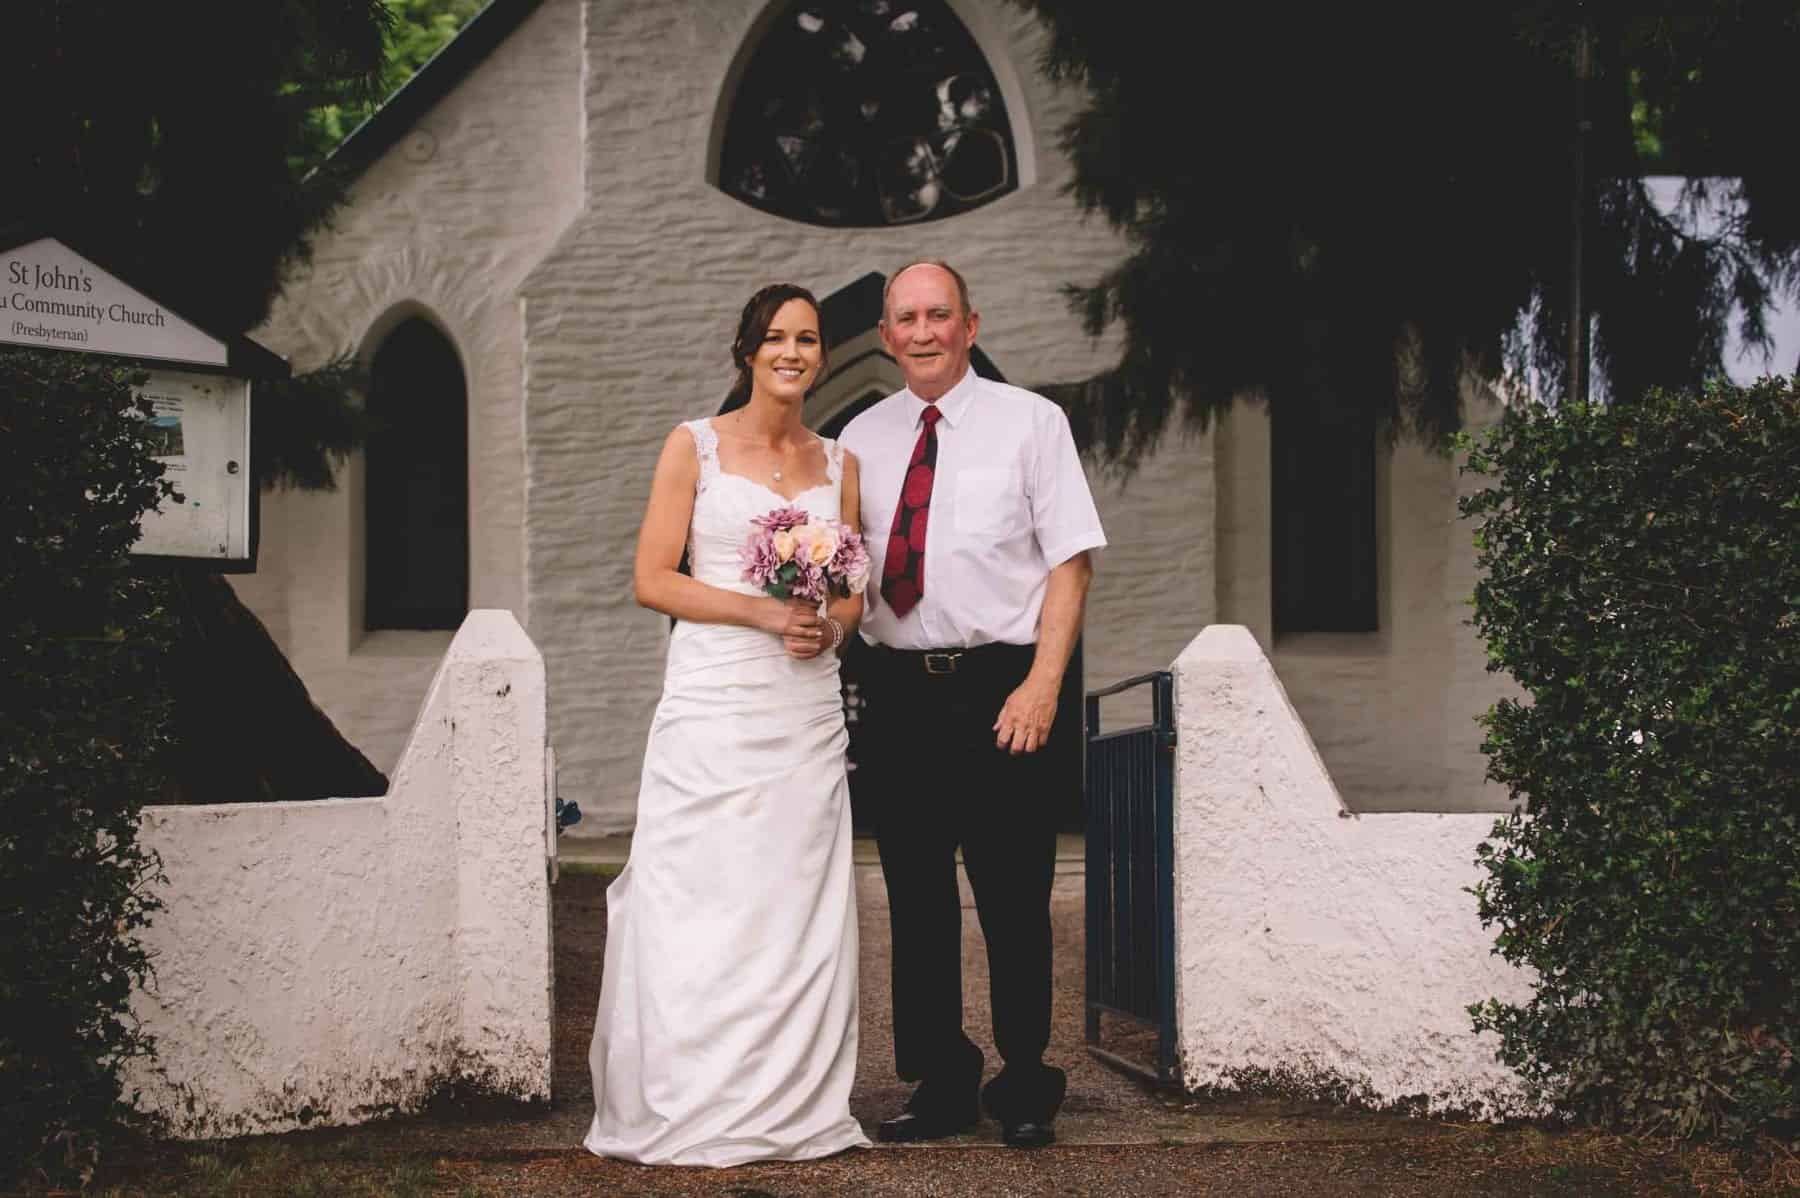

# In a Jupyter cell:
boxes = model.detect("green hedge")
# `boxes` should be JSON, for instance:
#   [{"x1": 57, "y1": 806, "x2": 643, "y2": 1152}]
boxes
[
  {"x1": 1, "y1": 350, "x2": 177, "y2": 1183},
  {"x1": 1460, "y1": 375, "x2": 1799, "y2": 1140}
]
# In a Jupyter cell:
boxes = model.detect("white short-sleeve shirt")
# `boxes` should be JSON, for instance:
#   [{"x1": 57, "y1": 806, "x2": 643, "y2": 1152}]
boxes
[{"x1": 839, "y1": 368, "x2": 1107, "y2": 650}]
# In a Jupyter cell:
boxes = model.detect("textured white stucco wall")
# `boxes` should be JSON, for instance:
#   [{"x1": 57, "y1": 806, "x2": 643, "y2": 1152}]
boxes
[
  {"x1": 238, "y1": 0, "x2": 585, "y2": 775},
  {"x1": 520, "y1": 0, "x2": 1149, "y2": 833},
  {"x1": 1169, "y1": 625, "x2": 1535, "y2": 1117},
  {"x1": 1213, "y1": 395, "x2": 1513, "y2": 812},
  {"x1": 125, "y1": 612, "x2": 552, "y2": 1139},
  {"x1": 1086, "y1": 429, "x2": 1216, "y2": 730}
]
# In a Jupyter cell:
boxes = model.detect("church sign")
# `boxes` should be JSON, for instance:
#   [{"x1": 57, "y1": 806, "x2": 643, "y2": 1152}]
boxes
[
  {"x1": 3, "y1": 237, "x2": 228, "y2": 366},
  {"x1": 1, "y1": 231, "x2": 287, "y2": 569}
]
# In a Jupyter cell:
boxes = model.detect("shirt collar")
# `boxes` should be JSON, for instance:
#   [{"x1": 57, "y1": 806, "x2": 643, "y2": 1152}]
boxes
[{"x1": 902, "y1": 367, "x2": 980, "y2": 430}]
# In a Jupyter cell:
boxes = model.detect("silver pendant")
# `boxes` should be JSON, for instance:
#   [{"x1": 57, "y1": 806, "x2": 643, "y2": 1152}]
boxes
[{"x1": 772, "y1": 469, "x2": 783, "y2": 482}]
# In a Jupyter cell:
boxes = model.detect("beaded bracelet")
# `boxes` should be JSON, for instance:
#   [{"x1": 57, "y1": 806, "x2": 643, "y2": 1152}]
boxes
[{"x1": 824, "y1": 615, "x2": 843, "y2": 650}]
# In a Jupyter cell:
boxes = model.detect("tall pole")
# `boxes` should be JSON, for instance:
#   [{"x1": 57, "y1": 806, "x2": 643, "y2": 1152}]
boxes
[{"x1": 1567, "y1": 15, "x2": 1592, "y2": 404}]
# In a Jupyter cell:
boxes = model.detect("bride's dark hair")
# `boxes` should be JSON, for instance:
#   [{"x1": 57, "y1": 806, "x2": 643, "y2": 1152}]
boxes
[{"x1": 724, "y1": 283, "x2": 827, "y2": 411}]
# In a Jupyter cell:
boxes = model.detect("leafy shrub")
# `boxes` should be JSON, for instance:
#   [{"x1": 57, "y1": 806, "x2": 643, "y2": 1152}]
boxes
[
  {"x1": 1, "y1": 349, "x2": 177, "y2": 1183},
  {"x1": 1460, "y1": 375, "x2": 1799, "y2": 1140}
]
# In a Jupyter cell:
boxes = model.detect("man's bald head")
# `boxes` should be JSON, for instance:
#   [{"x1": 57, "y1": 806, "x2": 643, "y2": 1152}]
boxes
[{"x1": 883, "y1": 259, "x2": 974, "y2": 322}]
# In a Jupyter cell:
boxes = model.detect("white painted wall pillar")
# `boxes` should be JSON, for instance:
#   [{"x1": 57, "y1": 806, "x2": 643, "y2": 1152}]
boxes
[
  {"x1": 127, "y1": 611, "x2": 552, "y2": 1138},
  {"x1": 448, "y1": 615, "x2": 553, "y2": 1096},
  {"x1": 1168, "y1": 624, "x2": 1536, "y2": 1117}
]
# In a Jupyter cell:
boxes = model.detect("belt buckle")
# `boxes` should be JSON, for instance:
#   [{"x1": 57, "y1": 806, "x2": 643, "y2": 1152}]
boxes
[{"x1": 922, "y1": 651, "x2": 961, "y2": 675}]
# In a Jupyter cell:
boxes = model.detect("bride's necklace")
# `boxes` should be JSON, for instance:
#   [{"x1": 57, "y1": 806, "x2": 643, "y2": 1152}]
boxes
[{"x1": 725, "y1": 413, "x2": 803, "y2": 485}]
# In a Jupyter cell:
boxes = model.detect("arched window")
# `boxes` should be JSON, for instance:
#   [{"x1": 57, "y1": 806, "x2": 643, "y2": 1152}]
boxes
[
  {"x1": 1272, "y1": 394, "x2": 1378, "y2": 635},
  {"x1": 717, "y1": 1, "x2": 1018, "y2": 226},
  {"x1": 364, "y1": 317, "x2": 469, "y2": 631}
]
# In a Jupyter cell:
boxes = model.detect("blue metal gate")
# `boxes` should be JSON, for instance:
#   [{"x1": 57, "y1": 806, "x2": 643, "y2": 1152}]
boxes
[{"x1": 1084, "y1": 670, "x2": 1178, "y2": 1086}]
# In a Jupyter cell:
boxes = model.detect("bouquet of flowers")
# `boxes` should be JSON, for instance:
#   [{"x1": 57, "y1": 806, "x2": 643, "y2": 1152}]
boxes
[{"x1": 740, "y1": 505, "x2": 871, "y2": 603}]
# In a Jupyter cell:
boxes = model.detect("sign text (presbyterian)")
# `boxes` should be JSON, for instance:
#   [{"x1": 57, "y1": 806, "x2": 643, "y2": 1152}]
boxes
[{"x1": 0, "y1": 239, "x2": 226, "y2": 366}]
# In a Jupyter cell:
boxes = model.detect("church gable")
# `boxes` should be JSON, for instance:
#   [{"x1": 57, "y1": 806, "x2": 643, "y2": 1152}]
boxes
[{"x1": 327, "y1": 0, "x2": 551, "y2": 187}]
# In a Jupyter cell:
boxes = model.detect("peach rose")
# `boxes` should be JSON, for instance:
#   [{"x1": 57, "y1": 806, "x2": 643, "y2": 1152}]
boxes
[
  {"x1": 803, "y1": 523, "x2": 839, "y2": 566},
  {"x1": 772, "y1": 529, "x2": 798, "y2": 563}
]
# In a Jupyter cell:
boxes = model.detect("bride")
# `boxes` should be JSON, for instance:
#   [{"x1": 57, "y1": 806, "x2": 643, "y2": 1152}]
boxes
[{"x1": 584, "y1": 283, "x2": 871, "y2": 1166}]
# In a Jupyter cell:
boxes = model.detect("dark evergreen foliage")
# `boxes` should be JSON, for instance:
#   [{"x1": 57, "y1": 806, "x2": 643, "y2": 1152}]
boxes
[
  {"x1": 253, "y1": 355, "x2": 371, "y2": 491},
  {"x1": 298, "y1": 0, "x2": 488, "y2": 166},
  {"x1": 1, "y1": 1, "x2": 391, "y2": 338},
  {"x1": 3, "y1": 3, "x2": 485, "y2": 494},
  {"x1": 1460, "y1": 377, "x2": 1799, "y2": 1139},
  {"x1": 0, "y1": 351, "x2": 179, "y2": 1184},
  {"x1": 1011, "y1": 2, "x2": 1800, "y2": 465}
]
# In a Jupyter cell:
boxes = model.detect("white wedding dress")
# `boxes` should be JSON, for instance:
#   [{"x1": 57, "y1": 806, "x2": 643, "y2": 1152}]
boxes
[{"x1": 584, "y1": 418, "x2": 869, "y2": 1167}]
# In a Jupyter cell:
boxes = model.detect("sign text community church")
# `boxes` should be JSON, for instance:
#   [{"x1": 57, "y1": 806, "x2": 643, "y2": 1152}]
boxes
[{"x1": 3, "y1": 237, "x2": 224, "y2": 366}]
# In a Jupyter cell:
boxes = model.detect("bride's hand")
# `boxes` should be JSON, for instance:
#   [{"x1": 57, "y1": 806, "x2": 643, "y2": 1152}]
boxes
[{"x1": 774, "y1": 598, "x2": 826, "y2": 659}]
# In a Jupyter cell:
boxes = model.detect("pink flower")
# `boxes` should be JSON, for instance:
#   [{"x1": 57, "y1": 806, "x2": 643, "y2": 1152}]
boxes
[
  {"x1": 832, "y1": 529, "x2": 872, "y2": 593},
  {"x1": 751, "y1": 505, "x2": 811, "y2": 533},
  {"x1": 739, "y1": 528, "x2": 783, "y2": 587},
  {"x1": 792, "y1": 560, "x2": 827, "y2": 603}
]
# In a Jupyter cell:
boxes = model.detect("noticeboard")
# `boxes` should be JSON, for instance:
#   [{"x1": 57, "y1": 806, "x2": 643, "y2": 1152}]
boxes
[
  {"x1": 2, "y1": 231, "x2": 284, "y2": 570},
  {"x1": 132, "y1": 369, "x2": 254, "y2": 563}
]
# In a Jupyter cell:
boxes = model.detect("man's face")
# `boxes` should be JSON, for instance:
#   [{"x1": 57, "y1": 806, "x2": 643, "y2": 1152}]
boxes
[{"x1": 880, "y1": 265, "x2": 980, "y2": 402}]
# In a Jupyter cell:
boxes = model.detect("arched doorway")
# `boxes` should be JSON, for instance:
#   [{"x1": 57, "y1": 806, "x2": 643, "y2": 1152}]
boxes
[{"x1": 720, "y1": 272, "x2": 1085, "y2": 832}]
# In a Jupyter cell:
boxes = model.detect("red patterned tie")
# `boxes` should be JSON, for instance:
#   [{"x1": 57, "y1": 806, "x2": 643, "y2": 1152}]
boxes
[{"x1": 879, "y1": 404, "x2": 941, "y2": 618}]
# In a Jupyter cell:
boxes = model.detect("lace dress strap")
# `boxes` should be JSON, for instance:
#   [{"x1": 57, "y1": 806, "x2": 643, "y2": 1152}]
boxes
[
  {"x1": 686, "y1": 418, "x2": 721, "y2": 491},
  {"x1": 824, "y1": 437, "x2": 844, "y2": 487}
]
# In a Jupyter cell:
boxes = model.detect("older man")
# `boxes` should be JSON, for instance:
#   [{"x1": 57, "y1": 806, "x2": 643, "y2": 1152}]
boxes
[{"x1": 839, "y1": 260, "x2": 1105, "y2": 1149}]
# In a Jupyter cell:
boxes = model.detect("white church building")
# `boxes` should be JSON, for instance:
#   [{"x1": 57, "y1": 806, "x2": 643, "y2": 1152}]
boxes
[{"x1": 241, "y1": 0, "x2": 1511, "y2": 836}]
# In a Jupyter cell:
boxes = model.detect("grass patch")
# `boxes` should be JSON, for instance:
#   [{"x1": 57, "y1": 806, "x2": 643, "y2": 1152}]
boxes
[
  {"x1": 83, "y1": 1144, "x2": 457, "y2": 1197},
  {"x1": 1432, "y1": 1125, "x2": 1800, "y2": 1197}
]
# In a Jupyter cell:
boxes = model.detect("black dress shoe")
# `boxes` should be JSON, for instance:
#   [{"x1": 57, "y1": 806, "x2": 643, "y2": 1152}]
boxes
[
  {"x1": 876, "y1": 1108, "x2": 979, "y2": 1143},
  {"x1": 1001, "y1": 1119, "x2": 1055, "y2": 1148}
]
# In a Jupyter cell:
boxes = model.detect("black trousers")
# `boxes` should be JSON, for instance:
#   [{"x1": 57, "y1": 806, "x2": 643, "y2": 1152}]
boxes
[{"x1": 865, "y1": 641, "x2": 1066, "y2": 1123}]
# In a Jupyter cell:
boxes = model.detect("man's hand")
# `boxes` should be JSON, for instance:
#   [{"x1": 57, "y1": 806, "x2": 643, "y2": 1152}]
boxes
[
  {"x1": 994, "y1": 674, "x2": 1060, "y2": 754},
  {"x1": 995, "y1": 552, "x2": 1093, "y2": 755}
]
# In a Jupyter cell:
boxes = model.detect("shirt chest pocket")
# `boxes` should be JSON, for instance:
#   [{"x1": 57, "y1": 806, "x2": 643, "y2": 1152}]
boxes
[{"x1": 953, "y1": 468, "x2": 1028, "y2": 538}]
